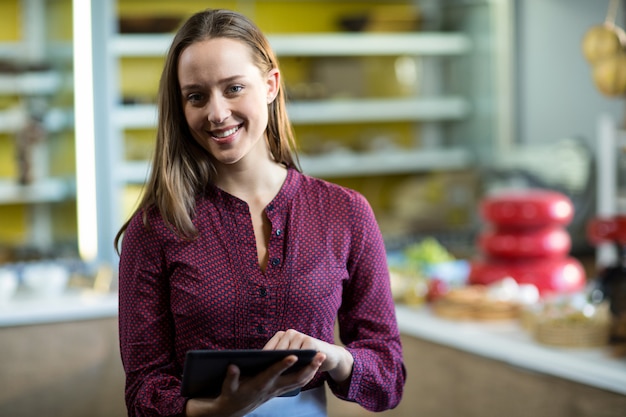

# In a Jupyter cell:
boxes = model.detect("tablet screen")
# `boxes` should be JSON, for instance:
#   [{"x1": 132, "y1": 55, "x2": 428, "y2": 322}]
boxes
[{"x1": 180, "y1": 349, "x2": 317, "y2": 398}]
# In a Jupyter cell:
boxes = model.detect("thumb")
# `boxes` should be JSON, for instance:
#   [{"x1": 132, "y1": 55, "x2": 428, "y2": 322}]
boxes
[{"x1": 222, "y1": 364, "x2": 241, "y2": 395}]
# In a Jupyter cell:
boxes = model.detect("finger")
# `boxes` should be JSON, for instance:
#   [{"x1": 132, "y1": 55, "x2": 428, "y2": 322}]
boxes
[
  {"x1": 275, "y1": 329, "x2": 306, "y2": 350},
  {"x1": 221, "y1": 364, "x2": 240, "y2": 395},
  {"x1": 260, "y1": 354, "x2": 299, "y2": 378},
  {"x1": 312, "y1": 352, "x2": 326, "y2": 369},
  {"x1": 273, "y1": 336, "x2": 292, "y2": 350},
  {"x1": 263, "y1": 331, "x2": 285, "y2": 350},
  {"x1": 278, "y1": 352, "x2": 326, "y2": 389}
]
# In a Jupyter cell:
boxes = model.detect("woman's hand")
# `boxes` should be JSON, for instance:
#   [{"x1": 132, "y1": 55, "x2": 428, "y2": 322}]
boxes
[
  {"x1": 185, "y1": 352, "x2": 325, "y2": 417},
  {"x1": 264, "y1": 329, "x2": 354, "y2": 384}
]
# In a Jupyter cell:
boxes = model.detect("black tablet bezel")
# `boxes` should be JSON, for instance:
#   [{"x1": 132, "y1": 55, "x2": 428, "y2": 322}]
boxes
[{"x1": 180, "y1": 349, "x2": 317, "y2": 398}]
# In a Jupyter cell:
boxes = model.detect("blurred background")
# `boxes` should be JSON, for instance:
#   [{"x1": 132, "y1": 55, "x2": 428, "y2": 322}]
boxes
[{"x1": 0, "y1": 1, "x2": 625, "y2": 416}]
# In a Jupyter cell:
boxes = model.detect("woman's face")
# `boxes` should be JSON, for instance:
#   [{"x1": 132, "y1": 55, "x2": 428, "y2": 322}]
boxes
[{"x1": 178, "y1": 37, "x2": 279, "y2": 168}]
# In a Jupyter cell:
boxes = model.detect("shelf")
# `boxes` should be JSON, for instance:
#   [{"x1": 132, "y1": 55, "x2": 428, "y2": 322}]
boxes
[
  {"x1": 0, "y1": 71, "x2": 63, "y2": 95},
  {"x1": 300, "y1": 148, "x2": 472, "y2": 177},
  {"x1": 112, "y1": 104, "x2": 157, "y2": 129},
  {"x1": 287, "y1": 97, "x2": 470, "y2": 124},
  {"x1": 111, "y1": 32, "x2": 472, "y2": 57},
  {"x1": 113, "y1": 97, "x2": 470, "y2": 129},
  {"x1": 0, "y1": 290, "x2": 118, "y2": 327},
  {"x1": 117, "y1": 161, "x2": 150, "y2": 184},
  {"x1": 0, "y1": 42, "x2": 73, "y2": 62},
  {"x1": 118, "y1": 148, "x2": 472, "y2": 183},
  {"x1": 0, "y1": 42, "x2": 22, "y2": 60},
  {"x1": 0, "y1": 107, "x2": 74, "y2": 133},
  {"x1": 92, "y1": 0, "x2": 511, "y2": 270},
  {"x1": 0, "y1": 178, "x2": 76, "y2": 204},
  {"x1": 269, "y1": 33, "x2": 472, "y2": 56}
]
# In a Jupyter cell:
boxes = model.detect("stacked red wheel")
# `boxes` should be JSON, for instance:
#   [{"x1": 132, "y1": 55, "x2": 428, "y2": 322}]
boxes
[{"x1": 469, "y1": 189, "x2": 586, "y2": 296}]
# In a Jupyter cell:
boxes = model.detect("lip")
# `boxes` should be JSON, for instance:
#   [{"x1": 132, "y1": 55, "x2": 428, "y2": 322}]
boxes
[{"x1": 209, "y1": 124, "x2": 242, "y2": 144}]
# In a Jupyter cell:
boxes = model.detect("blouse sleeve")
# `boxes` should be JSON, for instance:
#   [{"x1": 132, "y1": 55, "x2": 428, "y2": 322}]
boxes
[
  {"x1": 118, "y1": 211, "x2": 187, "y2": 417},
  {"x1": 328, "y1": 192, "x2": 406, "y2": 411}
]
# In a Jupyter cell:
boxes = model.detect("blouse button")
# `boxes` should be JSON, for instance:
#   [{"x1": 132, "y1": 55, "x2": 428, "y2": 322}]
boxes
[
  {"x1": 256, "y1": 324, "x2": 267, "y2": 334},
  {"x1": 267, "y1": 203, "x2": 275, "y2": 211},
  {"x1": 270, "y1": 257, "x2": 280, "y2": 267},
  {"x1": 275, "y1": 229, "x2": 282, "y2": 237},
  {"x1": 259, "y1": 287, "x2": 267, "y2": 297}
]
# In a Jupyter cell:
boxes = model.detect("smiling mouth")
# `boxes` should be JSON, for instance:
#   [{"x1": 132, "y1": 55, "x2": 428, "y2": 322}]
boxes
[{"x1": 211, "y1": 125, "x2": 240, "y2": 139}]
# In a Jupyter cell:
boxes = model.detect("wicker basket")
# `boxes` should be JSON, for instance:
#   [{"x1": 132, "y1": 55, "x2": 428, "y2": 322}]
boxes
[
  {"x1": 533, "y1": 320, "x2": 611, "y2": 347},
  {"x1": 432, "y1": 285, "x2": 521, "y2": 321},
  {"x1": 526, "y1": 303, "x2": 612, "y2": 348}
]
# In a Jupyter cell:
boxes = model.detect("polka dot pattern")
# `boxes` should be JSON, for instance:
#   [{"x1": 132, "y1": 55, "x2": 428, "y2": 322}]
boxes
[{"x1": 118, "y1": 168, "x2": 406, "y2": 416}]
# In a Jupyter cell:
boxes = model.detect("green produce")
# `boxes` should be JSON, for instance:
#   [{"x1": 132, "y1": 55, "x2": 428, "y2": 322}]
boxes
[{"x1": 404, "y1": 237, "x2": 454, "y2": 268}]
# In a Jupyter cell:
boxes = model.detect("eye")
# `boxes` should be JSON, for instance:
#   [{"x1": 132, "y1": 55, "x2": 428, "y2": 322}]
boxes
[
  {"x1": 186, "y1": 92, "x2": 204, "y2": 103},
  {"x1": 226, "y1": 85, "x2": 244, "y2": 95}
]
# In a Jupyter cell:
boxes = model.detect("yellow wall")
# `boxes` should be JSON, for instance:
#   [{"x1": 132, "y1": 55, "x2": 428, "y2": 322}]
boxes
[
  {"x1": 0, "y1": 0, "x2": 76, "y2": 249},
  {"x1": 0, "y1": 0, "x2": 19, "y2": 41},
  {"x1": 0, "y1": 1, "x2": 469, "y2": 243},
  {"x1": 115, "y1": 1, "x2": 425, "y2": 225}
]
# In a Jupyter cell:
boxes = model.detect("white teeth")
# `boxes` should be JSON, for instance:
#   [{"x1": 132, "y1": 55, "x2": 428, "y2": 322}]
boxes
[{"x1": 213, "y1": 126, "x2": 239, "y2": 138}]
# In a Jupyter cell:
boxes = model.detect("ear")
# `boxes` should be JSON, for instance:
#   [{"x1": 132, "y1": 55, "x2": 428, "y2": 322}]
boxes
[{"x1": 266, "y1": 68, "x2": 280, "y2": 104}]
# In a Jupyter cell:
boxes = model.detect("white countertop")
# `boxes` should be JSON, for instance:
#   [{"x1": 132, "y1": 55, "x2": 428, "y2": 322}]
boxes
[
  {"x1": 1, "y1": 292, "x2": 624, "y2": 395},
  {"x1": 395, "y1": 304, "x2": 626, "y2": 396},
  {"x1": 0, "y1": 290, "x2": 118, "y2": 327}
]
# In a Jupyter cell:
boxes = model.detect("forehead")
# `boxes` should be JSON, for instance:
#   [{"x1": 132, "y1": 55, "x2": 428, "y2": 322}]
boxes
[{"x1": 178, "y1": 37, "x2": 257, "y2": 73}]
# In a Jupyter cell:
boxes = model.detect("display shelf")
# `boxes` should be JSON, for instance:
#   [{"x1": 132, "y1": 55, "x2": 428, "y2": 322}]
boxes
[
  {"x1": 0, "y1": 290, "x2": 118, "y2": 327},
  {"x1": 0, "y1": 107, "x2": 74, "y2": 134},
  {"x1": 110, "y1": 32, "x2": 472, "y2": 57},
  {"x1": 0, "y1": 0, "x2": 77, "y2": 255},
  {"x1": 287, "y1": 97, "x2": 469, "y2": 124},
  {"x1": 119, "y1": 147, "x2": 472, "y2": 184},
  {"x1": 0, "y1": 41, "x2": 73, "y2": 61},
  {"x1": 112, "y1": 104, "x2": 156, "y2": 129},
  {"x1": 269, "y1": 32, "x2": 471, "y2": 56},
  {"x1": 0, "y1": 70, "x2": 63, "y2": 95},
  {"x1": 117, "y1": 161, "x2": 149, "y2": 184},
  {"x1": 299, "y1": 148, "x2": 471, "y2": 177},
  {"x1": 114, "y1": 97, "x2": 470, "y2": 129},
  {"x1": 0, "y1": 42, "x2": 23, "y2": 60},
  {"x1": 0, "y1": 178, "x2": 75, "y2": 204},
  {"x1": 87, "y1": 0, "x2": 513, "y2": 266}
]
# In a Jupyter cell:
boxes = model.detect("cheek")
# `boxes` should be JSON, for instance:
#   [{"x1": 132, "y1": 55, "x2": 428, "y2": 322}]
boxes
[
  {"x1": 184, "y1": 107, "x2": 204, "y2": 131},
  {"x1": 245, "y1": 96, "x2": 269, "y2": 128}
]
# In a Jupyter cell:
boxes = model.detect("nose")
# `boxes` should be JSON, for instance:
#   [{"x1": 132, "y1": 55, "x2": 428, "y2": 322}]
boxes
[{"x1": 207, "y1": 96, "x2": 230, "y2": 125}]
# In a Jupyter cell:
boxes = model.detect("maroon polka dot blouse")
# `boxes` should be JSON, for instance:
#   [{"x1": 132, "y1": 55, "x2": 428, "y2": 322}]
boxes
[{"x1": 118, "y1": 168, "x2": 406, "y2": 416}]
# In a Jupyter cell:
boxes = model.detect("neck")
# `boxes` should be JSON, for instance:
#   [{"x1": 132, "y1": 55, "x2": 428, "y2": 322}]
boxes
[{"x1": 215, "y1": 159, "x2": 287, "y2": 202}]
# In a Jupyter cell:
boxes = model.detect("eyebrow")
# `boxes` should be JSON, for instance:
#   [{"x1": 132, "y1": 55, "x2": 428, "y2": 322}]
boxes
[{"x1": 180, "y1": 75, "x2": 246, "y2": 92}]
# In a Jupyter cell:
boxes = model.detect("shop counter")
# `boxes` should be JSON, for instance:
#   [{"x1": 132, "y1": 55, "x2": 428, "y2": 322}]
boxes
[
  {"x1": 329, "y1": 305, "x2": 625, "y2": 417},
  {"x1": 395, "y1": 304, "x2": 626, "y2": 395},
  {"x1": 0, "y1": 291, "x2": 124, "y2": 417},
  {"x1": 1, "y1": 293, "x2": 625, "y2": 417},
  {"x1": 0, "y1": 290, "x2": 118, "y2": 327}
]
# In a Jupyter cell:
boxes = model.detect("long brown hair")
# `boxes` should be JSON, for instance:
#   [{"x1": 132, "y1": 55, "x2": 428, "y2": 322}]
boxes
[{"x1": 114, "y1": 9, "x2": 299, "y2": 252}]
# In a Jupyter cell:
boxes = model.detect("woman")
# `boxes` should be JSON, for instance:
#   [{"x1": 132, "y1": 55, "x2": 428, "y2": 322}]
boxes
[{"x1": 115, "y1": 9, "x2": 405, "y2": 417}]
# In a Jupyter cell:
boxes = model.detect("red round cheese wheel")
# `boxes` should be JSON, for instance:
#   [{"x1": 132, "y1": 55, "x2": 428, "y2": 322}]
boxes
[
  {"x1": 478, "y1": 226, "x2": 571, "y2": 259},
  {"x1": 587, "y1": 215, "x2": 626, "y2": 245},
  {"x1": 469, "y1": 256, "x2": 585, "y2": 296},
  {"x1": 481, "y1": 189, "x2": 574, "y2": 228}
]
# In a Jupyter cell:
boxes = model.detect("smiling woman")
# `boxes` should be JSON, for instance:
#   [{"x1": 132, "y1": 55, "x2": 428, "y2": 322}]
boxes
[{"x1": 114, "y1": 8, "x2": 405, "y2": 417}]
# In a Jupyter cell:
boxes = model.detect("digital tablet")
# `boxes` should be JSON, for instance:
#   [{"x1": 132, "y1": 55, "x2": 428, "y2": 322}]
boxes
[{"x1": 180, "y1": 349, "x2": 317, "y2": 398}]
